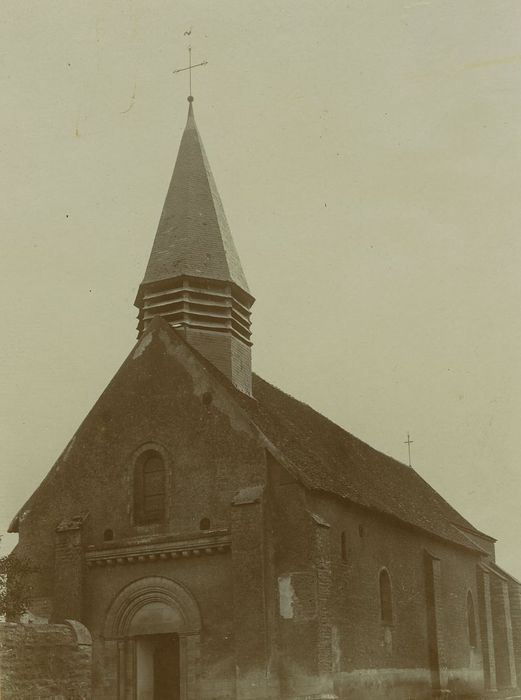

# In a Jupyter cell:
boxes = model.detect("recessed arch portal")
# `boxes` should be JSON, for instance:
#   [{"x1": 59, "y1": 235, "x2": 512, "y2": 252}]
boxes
[
  {"x1": 104, "y1": 576, "x2": 201, "y2": 700},
  {"x1": 104, "y1": 576, "x2": 201, "y2": 639}
]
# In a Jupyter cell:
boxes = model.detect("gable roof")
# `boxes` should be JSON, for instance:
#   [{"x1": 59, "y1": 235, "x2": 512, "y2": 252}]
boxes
[
  {"x1": 8, "y1": 316, "x2": 254, "y2": 534},
  {"x1": 237, "y1": 375, "x2": 488, "y2": 551},
  {"x1": 8, "y1": 318, "x2": 487, "y2": 552},
  {"x1": 139, "y1": 100, "x2": 250, "y2": 293}
]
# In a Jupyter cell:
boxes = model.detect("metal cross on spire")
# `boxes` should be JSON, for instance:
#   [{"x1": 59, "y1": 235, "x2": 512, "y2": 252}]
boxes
[
  {"x1": 173, "y1": 45, "x2": 208, "y2": 101},
  {"x1": 404, "y1": 432, "x2": 414, "y2": 467}
]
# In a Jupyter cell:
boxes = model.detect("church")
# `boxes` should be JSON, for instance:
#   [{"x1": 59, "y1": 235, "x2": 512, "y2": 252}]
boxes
[{"x1": 8, "y1": 91, "x2": 521, "y2": 700}]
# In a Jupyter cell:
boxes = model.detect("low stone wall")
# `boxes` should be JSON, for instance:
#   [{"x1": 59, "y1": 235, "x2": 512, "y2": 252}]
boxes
[{"x1": 0, "y1": 619, "x2": 92, "y2": 699}]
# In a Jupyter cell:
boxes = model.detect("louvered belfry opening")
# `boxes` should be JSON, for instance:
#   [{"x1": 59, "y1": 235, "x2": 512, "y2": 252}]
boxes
[
  {"x1": 135, "y1": 98, "x2": 254, "y2": 395},
  {"x1": 137, "y1": 276, "x2": 252, "y2": 347}
]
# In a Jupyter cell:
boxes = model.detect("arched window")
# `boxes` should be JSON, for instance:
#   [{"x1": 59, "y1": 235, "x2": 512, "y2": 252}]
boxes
[
  {"x1": 379, "y1": 569, "x2": 393, "y2": 625},
  {"x1": 103, "y1": 528, "x2": 114, "y2": 542},
  {"x1": 467, "y1": 591, "x2": 477, "y2": 647},
  {"x1": 134, "y1": 450, "x2": 166, "y2": 524},
  {"x1": 200, "y1": 518, "x2": 210, "y2": 531},
  {"x1": 341, "y1": 531, "x2": 347, "y2": 561}
]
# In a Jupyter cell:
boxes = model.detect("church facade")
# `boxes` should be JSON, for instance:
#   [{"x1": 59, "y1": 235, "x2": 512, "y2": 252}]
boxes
[{"x1": 9, "y1": 97, "x2": 521, "y2": 700}]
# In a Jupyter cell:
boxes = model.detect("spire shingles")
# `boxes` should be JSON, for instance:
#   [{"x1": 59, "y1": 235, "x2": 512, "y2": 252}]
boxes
[{"x1": 141, "y1": 101, "x2": 250, "y2": 293}]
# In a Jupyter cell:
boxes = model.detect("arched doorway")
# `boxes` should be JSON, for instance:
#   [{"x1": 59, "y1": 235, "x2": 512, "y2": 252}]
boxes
[
  {"x1": 134, "y1": 633, "x2": 179, "y2": 700},
  {"x1": 104, "y1": 576, "x2": 201, "y2": 700}
]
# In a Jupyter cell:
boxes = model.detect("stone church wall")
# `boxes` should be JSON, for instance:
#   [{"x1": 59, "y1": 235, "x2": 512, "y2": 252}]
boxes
[
  {"x1": 267, "y1": 460, "x2": 339, "y2": 699},
  {"x1": 85, "y1": 551, "x2": 236, "y2": 699},
  {"x1": 0, "y1": 620, "x2": 92, "y2": 699},
  {"x1": 13, "y1": 325, "x2": 265, "y2": 617},
  {"x1": 183, "y1": 327, "x2": 253, "y2": 396},
  {"x1": 11, "y1": 326, "x2": 272, "y2": 699},
  {"x1": 509, "y1": 580, "x2": 521, "y2": 685},
  {"x1": 271, "y1": 481, "x2": 487, "y2": 700},
  {"x1": 13, "y1": 323, "x2": 517, "y2": 699},
  {"x1": 490, "y1": 575, "x2": 517, "y2": 689}
]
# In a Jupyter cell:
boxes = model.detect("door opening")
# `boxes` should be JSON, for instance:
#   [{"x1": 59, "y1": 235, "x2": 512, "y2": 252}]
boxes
[{"x1": 135, "y1": 633, "x2": 180, "y2": 700}]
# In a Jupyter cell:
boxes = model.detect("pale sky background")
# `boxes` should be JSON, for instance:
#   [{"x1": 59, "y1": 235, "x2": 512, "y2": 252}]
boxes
[{"x1": 0, "y1": 1, "x2": 520, "y2": 578}]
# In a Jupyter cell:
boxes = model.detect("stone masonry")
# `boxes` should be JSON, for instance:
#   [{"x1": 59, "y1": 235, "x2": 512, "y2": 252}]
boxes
[{"x1": 0, "y1": 620, "x2": 92, "y2": 699}]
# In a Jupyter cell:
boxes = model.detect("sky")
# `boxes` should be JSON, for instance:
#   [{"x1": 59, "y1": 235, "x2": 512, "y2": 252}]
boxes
[{"x1": 0, "y1": 1, "x2": 520, "y2": 578}]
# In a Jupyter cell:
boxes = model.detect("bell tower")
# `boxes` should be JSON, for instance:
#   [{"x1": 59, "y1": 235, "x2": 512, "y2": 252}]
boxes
[{"x1": 135, "y1": 97, "x2": 254, "y2": 395}]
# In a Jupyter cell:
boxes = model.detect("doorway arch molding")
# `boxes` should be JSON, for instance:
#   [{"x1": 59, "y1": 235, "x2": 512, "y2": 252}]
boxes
[
  {"x1": 104, "y1": 575, "x2": 202, "y2": 639},
  {"x1": 103, "y1": 576, "x2": 202, "y2": 700}
]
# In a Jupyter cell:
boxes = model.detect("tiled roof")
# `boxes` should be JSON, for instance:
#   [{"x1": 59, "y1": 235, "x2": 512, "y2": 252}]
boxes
[
  {"x1": 238, "y1": 374, "x2": 485, "y2": 550},
  {"x1": 141, "y1": 101, "x2": 250, "y2": 293},
  {"x1": 8, "y1": 318, "x2": 485, "y2": 553}
]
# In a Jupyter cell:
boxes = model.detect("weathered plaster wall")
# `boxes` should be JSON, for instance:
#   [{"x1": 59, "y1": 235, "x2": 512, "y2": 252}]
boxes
[
  {"x1": 509, "y1": 580, "x2": 521, "y2": 686},
  {"x1": 266, "y1": 446, "x2": 487, "y2": 700},
  {"x1": 13, "y1": 323, "x2": 269, "y2": 699},
  {"x1": 15, "y1": 323, "x2": 263, "y2": 596},
  {"x1": 13, "y1": 321, "x2": 515, "y2": 700},
  {"x1": 184, "y1": 326, "x2": 252, "y2": 396},
  {"x1": 266, "y1": 455, "x2": 338, "y2": 699},
  {"x1": 87, "y1": 553, "x2": 236, "y2": 699},
  {"x1": 311, "y1": 492, "x2": 485, "y2": 699},
  {"x1": 0, "y1": 620, "x2": 92, "y2": 699}
]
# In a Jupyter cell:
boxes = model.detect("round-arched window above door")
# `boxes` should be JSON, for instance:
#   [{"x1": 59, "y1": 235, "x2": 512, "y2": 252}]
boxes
[{"x1": 134, "y1": 449, "x2": 166, "y2": 525}]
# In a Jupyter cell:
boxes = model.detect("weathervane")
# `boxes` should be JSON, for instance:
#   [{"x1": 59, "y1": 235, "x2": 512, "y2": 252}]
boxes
[
  {"x1": 404, "y1": 432, "x2": 414, "y2": 467},
  {"x1": 173, "y1": 41, "x2": 208, "y2": 101}
]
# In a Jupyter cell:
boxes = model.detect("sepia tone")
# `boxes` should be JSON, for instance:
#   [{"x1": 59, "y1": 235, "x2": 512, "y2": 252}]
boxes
[{"x1": 1, "y1": 2, "x2": 520, "y2": 699}]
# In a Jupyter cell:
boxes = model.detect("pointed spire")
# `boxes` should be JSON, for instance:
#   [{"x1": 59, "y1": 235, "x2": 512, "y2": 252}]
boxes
[
  {"x1": 135, "y1": 98, "x2": 254, "y2": 395},
  {"x1": 141, "y1": 98, "x2": 250, "y2": 293}
]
